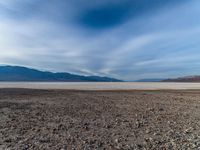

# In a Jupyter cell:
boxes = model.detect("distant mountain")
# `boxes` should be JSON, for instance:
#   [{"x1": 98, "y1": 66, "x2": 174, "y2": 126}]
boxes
[
  {"x1": 163, "y1": 76, "x2": 200, "y2": 82},
  {"x1": 0, "y1": 66, "x2": 123, "y2": 82},
  {"x1": 136, "y1": 78, "x2": 164, "y2": 82}
]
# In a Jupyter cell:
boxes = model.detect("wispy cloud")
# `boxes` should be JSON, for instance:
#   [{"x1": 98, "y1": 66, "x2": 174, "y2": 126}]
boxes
[{"x1": 0, "y1": 0, "x2": 199, "y2": 80}]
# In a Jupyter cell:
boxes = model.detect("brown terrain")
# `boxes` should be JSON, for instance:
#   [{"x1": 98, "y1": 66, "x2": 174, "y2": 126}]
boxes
[{"x1": 0, "y1": 89, "x2": 200, "y2": 149}]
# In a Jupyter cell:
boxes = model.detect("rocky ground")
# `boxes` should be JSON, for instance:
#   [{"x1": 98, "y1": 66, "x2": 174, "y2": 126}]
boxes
[{"x1": 0, "y1": 89, "x2": 200, "y2": 150}]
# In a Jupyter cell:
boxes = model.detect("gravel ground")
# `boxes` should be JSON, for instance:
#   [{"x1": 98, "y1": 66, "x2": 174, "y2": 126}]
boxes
[{"x1": 0, "y1": 89, "x2": 200, "y2": 150}]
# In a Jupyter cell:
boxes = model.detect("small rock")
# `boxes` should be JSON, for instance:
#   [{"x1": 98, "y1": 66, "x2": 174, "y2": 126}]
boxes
[{"x1": 115, "y1": 139, "x2": 119, "y2": 143}]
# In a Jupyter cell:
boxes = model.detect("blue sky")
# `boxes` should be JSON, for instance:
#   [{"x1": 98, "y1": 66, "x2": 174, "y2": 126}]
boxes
[{"x1": 0, "y1": 0, "x2": 200, "y2": 80}]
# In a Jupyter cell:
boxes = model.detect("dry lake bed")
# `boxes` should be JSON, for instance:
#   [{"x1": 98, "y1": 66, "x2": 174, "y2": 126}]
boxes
[
  {"x1": 1, "y1": 82, "x2": 200, "y2": 90},
  {"x1": 0, "y1": 83, "x2": 200, "y2": 149}
]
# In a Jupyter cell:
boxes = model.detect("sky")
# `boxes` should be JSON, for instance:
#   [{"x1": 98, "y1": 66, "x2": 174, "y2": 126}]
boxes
[{"x1": 0, "y1": 0, "x2": 200, "y2": 81}]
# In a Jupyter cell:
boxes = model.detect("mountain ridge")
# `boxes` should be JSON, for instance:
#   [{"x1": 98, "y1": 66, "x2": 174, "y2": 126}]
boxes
[
  {"x1": 135, "y1": 78, "x2": 164, "y2": 82},
  {"x1": 163, "y1": 75, "x2": 200, "y2": 82},
  {"x1": 0, "y1": 65, "x2": 123, "y2": 82}
]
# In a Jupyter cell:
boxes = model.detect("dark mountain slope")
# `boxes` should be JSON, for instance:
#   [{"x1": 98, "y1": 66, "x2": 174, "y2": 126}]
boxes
[{"x1": 0, "y1": 66, "x2": 122, "y2": 82}]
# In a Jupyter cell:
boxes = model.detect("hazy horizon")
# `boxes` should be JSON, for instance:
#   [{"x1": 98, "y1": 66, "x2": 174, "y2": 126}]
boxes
[{"x1": 0, "y1": 0, "x2": 200, "y2": 80}]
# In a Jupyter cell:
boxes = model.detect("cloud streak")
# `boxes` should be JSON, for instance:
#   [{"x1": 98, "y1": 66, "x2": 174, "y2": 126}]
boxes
[{"x1": 0, "y1": 0, "x2": 199, "y2": 80}]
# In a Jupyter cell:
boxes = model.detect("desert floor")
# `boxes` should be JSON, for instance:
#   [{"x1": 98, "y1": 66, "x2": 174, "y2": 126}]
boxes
[{"x1": 0, "y1": 89, "x2": 200, "y2": 149}]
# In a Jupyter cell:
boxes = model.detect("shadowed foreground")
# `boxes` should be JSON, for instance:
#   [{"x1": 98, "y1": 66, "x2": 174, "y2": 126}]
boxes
[{"x1": 0, "y1": 89, "x2": 200, "y2": 149}]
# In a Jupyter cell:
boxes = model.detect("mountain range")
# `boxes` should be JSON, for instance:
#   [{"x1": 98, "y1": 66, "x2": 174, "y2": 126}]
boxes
[
  {"x1": 163, "y1": 76, "x2": 200, "y2": 82},
  {"x1": 0, "y1": 66, "x2": 122, "y2": 82},
  {"x1": 2, "y1": 65, "x2": 200, "y2": 82},
  {"x1": 135, "y1": 78, "x2": 165, "y2": 82}
]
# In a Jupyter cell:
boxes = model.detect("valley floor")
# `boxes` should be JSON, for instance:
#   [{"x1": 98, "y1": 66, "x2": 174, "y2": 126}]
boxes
[{"x1": 0, "y1": 89, "x2": 200, "y2": 149}]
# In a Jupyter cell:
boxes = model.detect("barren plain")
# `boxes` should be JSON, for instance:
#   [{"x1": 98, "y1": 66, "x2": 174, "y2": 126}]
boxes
[{"x1": 0, "y1": 88, "x2": 200, "y2": 149}]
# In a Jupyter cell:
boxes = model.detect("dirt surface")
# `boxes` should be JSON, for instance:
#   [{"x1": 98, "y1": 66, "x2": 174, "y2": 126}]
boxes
[{"x1": 0, "y1": 89, "x2": 200, "y2": 150}]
